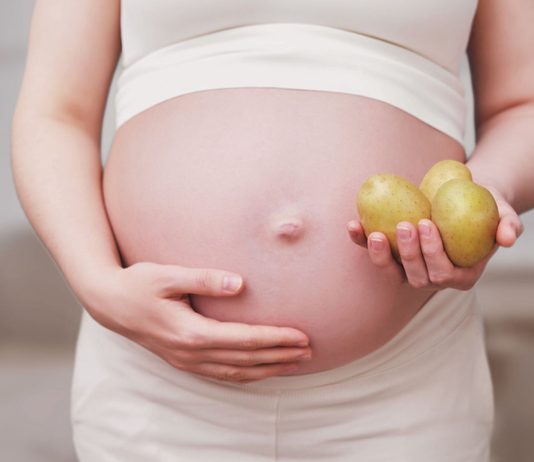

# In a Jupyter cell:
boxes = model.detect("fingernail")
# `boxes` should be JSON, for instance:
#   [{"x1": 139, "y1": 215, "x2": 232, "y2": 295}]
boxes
[
  {"x1": 419, "y1": 221, "x2": 431, "y2": 237},
  {"x1": 397, "y1": 225, "x2": 412, "y2": 241},
  {"x1": 347, "y1": 222, "x2": 358, "y2": 232},
  {"x1": 223, "y1": 275, "x2": 242, "y2": 293},
  {"x1": 370, "y1": 237, "x2": 384, "y2": 251},
  {"x1": 296, "y1": 338, "x2": 309, "y2": 347},
  {"x1": 299, "y1": 352, "x2": 312, "y2": 360}
]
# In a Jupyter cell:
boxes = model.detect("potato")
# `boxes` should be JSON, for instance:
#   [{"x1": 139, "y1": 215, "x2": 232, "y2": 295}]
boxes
[
  {"x1": 432, "y1": 178, "x2": 499, "y2": 267},
  {"x1": 357, "y1": 173, "x2": 431, "y2": 260},
  {"x1": 419, "y1": 159, "x2": 472, "y2": 202}
]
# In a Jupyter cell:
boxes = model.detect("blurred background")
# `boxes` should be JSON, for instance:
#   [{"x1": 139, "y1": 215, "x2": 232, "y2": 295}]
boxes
[{"x1": 1, "y1": 2, "x2": 533, "y2": 461}]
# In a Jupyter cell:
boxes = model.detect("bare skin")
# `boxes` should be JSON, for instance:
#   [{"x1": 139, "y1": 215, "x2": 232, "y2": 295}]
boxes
[
  {"x1": 103, "y1": 88, "x2": 464, "y2": 374},
  {"x1": 11, "y1": 0, "x2": 534, "y2": 383}
]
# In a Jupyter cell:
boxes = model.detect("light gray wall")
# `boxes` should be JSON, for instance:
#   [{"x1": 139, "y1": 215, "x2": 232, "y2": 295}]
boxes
[{"x1": 1, "y1": 1, "x2": 533, "y2": 347}]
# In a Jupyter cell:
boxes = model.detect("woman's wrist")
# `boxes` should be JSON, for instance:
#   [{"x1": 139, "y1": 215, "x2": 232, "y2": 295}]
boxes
[{"x1": 67, "y1": 261, "x2": 124, "y2": 312}]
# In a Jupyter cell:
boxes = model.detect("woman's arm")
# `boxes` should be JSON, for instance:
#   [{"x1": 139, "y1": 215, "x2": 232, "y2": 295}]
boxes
[
  {"x1": 346, "y1": 0, "x2": 533, "y2": 289},
  {"x1": 11, "y1": 0, "x2": 123, "y2": 299},
  {"x1": 12, "y1": 0, "x2": 310, "y2": 383},
  {"x1": 466, "y1": 0, "x2": 534, "y2": 217}
]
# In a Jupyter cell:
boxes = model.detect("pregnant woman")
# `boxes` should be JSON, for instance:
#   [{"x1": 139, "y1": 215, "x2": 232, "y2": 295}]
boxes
[{"x1": 12, "y1": 0, "x2": 534, "y2": 460}]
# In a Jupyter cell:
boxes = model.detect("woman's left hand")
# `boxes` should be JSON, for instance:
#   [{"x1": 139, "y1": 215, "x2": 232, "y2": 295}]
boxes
[{"x1": 346, "y1": 186, "x2": 523, "y2": 291}]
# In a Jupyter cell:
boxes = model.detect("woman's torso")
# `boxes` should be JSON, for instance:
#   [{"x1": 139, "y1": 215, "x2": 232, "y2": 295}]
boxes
[
  {"x1": 103, "y1": 0, "x2": 476, "y2": 374},
  {"x1": 103, "y1": 87, "x2": 465, "y2": 374}
]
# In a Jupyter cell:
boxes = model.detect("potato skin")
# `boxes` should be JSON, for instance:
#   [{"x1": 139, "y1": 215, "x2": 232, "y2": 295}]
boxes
[
  {"x1": 432, "y1": 179, "x2": 499, "y2": 267},
  {"x1": 357, "y1": 173, "x2": 431, "y2": 260},
  {"x1": 419, "y1": 159, "x2": 472, "y2": 202}
]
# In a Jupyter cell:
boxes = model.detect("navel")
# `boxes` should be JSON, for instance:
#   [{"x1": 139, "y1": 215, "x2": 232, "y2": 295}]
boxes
[
  {"x1": 269, "y1": 206, "x2": 305, "y2": 240},
  {"x1": 271, "y1": 217, "x2": 305, "y2": 240}
]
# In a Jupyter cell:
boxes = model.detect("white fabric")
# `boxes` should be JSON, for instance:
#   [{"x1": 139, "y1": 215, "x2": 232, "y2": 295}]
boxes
[
  {"x1": 115, "y1": 0, "x2": 479, "y2": 143},
  {"x1": 71, "y1": 288, "x2": 494, "y2": 461}
]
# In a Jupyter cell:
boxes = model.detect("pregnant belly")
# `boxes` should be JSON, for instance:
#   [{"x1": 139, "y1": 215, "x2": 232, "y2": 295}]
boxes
[{"x1": 103, "y1": 88, "x2": 465, "y2": 374}]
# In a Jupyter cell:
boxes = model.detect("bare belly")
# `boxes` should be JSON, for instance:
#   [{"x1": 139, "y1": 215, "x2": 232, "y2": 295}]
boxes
[{"x1": 103, "y1": 88, "x2": 465, "y2": 374}]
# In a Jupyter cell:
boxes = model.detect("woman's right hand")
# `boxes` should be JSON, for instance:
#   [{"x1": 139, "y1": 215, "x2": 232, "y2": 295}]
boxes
[{"x1": 82, "y1": 262, "x2": 312, "y2": 384}]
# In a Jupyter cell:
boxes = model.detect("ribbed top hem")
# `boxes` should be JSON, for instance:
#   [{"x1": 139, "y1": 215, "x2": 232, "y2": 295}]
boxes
[{"x1": 115, "y1": 23, "x2": 466, "y2": 143}]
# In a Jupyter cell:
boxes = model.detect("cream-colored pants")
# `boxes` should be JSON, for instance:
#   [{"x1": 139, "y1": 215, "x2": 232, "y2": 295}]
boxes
[{"x1": 71, "y1": 288, "x2": 494, "y2": 461}]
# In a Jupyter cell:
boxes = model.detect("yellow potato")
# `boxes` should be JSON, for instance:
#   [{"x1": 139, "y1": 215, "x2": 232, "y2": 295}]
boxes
[
  {"x1": 432, "y1": 178, "x2": 499, "y2": 267},
  {"x1": 419, "y1": 159, "x2": 472, "y2": 202},
  {"x1": 357, "y1": 173, "x2": 431, "y2": 260}
]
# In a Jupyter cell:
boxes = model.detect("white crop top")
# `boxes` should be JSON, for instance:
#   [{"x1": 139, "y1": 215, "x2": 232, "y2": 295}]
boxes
[{"x1": 116, "y1": 0, "x2": 479, "y2": 143}]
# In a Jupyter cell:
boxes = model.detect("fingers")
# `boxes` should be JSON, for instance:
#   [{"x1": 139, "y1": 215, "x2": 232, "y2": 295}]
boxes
[
  {"x1": 155, "y1": 265, "x2": 311, "y2": 348},
  {"x1": 366, "y1": 232, "x2": 405, "y2": 282},
  {"x1": 191, "y1": 346, "x2": 312, "y2": 367},
  {"x1": 155, "y1": 264, "x2": 246, "y2": 298},
  {"x1": 483, "y1": 186, "x2": 522, "y2": 248},
  {"x1": 496, "y1": 210, "x2": 523, "y2": 247},
  {"x1": 362, "y1": 219, "x2": 487, "y2": 291},
  {"x1": 416, "y1": 219, "x2": 455, "y2": 287},
  {"x1": 417, "y1": 219, "x2": 487, "y2": 290},
  {"x1": 148, "y1": 301, "x2": 313, "y2": 383},
  {"x1": 169, "y1": 306, "x2": 310, "y2": 350},
  {"x1": 115, "y1": 263, "x2": 313, "y2": 384},
  {"x1": 187, "y1": 361, "x2": 303, "y2": 384},
  {"x1": 349, "y1": 214, "x2": 502, "y2": 292},
  {"x1": 347, "y1": 220, "x2": 367, "y2": 247},
  {"x1": 349, "y1": 222, "x2": 425, "y2": 285},
  {"x1": 193, "y1": 317, "x2": 310, "y2": 350},
  {"x1": 395, "y1": 222, "x2": 430, "y2": 289}
]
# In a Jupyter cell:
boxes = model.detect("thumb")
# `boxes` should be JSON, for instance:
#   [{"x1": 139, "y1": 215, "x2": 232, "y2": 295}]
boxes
[
  {"x1": 159, "y1": 265, "x2": 245, "y2": 297},
  {"x1": 495, "y1": 206, "x2": 523, "y2": 248}
]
